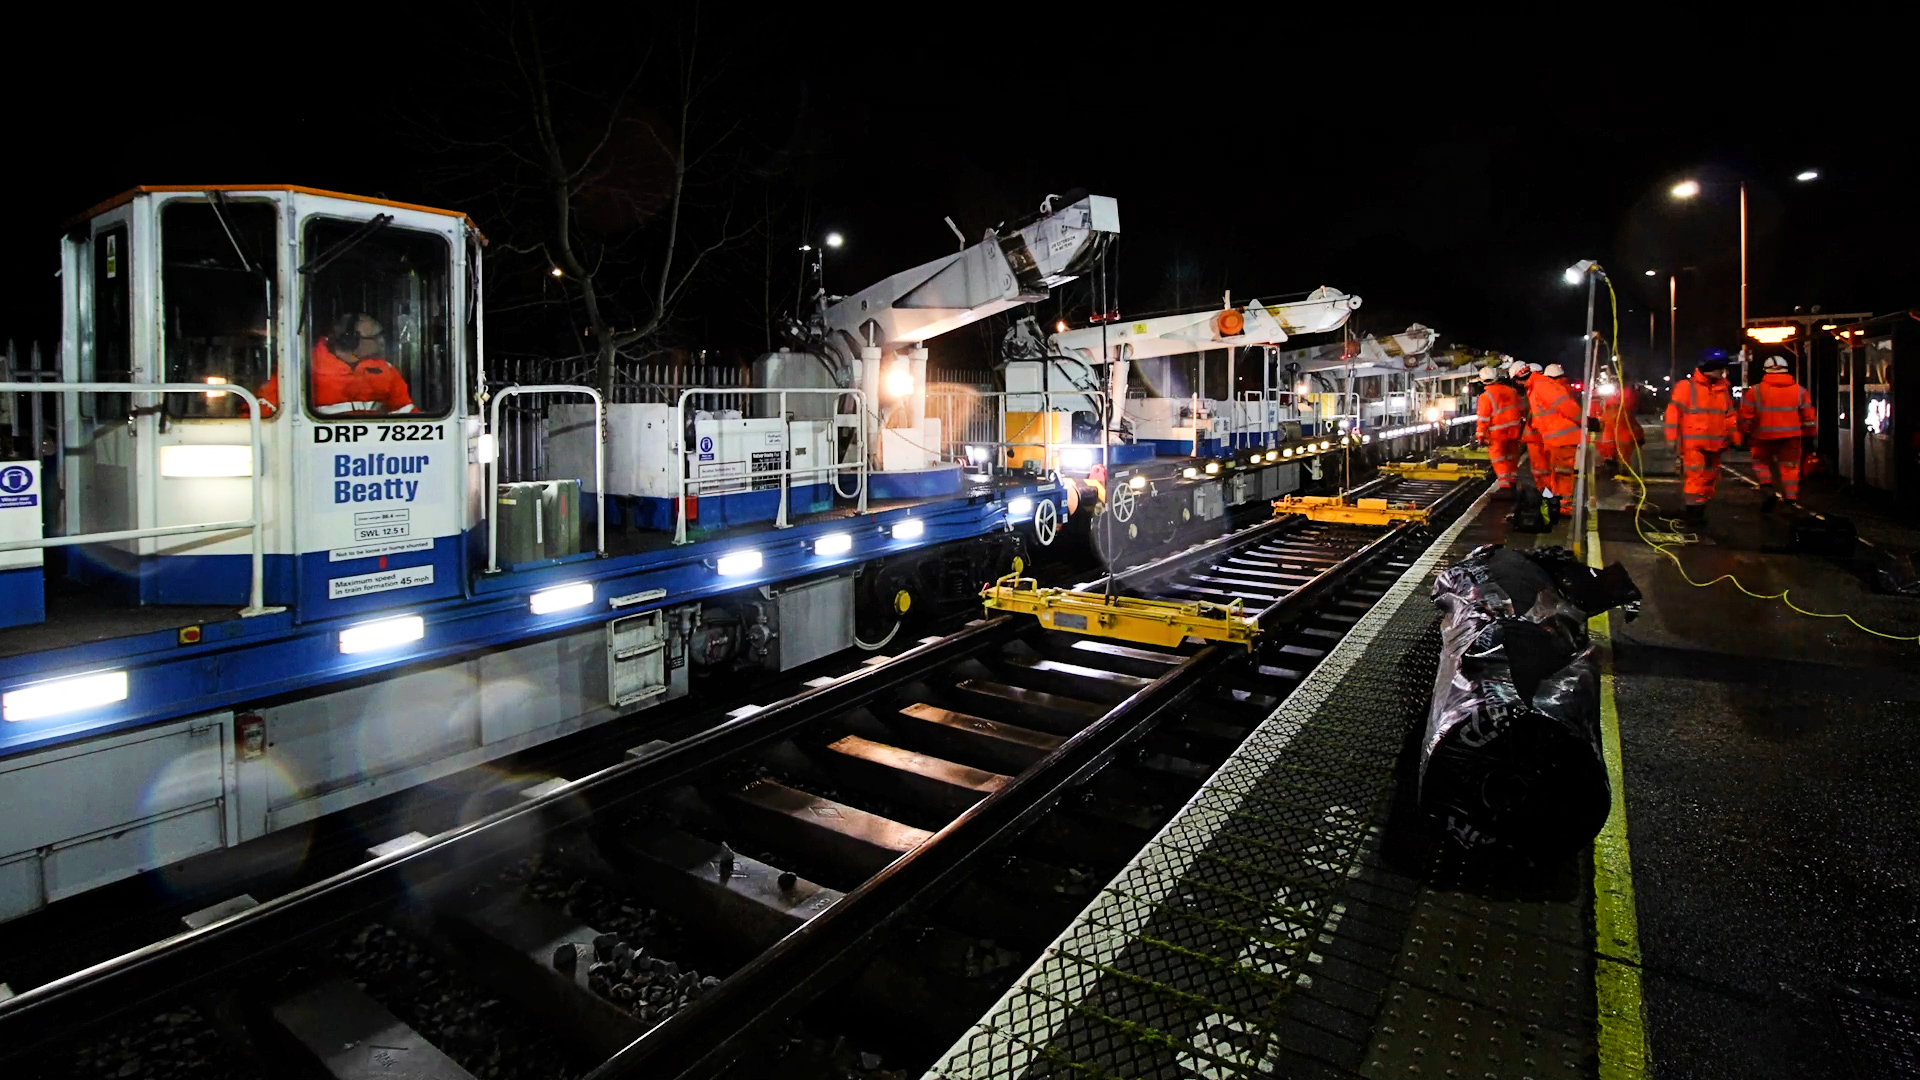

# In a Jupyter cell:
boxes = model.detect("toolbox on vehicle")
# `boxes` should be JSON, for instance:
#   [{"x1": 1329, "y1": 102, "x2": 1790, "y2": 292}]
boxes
[{"x1": 496, "y1": 479, "x2": 582, "y2": 565}]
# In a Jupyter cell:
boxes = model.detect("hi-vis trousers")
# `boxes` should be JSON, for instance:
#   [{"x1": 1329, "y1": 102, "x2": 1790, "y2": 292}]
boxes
[
  {"x1": 1749, "y1": 437, "x2": 1804, "y2": 500},
  {"x1": 1490, "y1": 438, "x2": 1522, "y2": 490},
  {"x1": 1681, "y1": 445, "x2": 1725, "y2": 506}
]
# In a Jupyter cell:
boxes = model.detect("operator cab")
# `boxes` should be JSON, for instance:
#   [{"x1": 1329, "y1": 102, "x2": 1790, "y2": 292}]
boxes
[{"x1": 56, "y1": 186, "x2": 480, "y2": 620}]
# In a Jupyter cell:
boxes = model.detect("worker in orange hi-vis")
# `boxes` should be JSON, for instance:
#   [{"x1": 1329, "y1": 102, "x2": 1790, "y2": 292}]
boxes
[
  {"x1": 1589, "y1": 377, "x2": 1644, "y2": 477},
  {"x1": 255, "y1": 313, "x2": 417, "y2": 419},
  {"x1": 1527, "y1": 362, "x2": 1585, "y2": 522},
  {"x1": 1664, "y1": 352, "x2": 1741, "y2": 527},
  {"x1": 1473, "y1": 364, "x2": 1526, "y2": 495},
  {"x1": 1509, "y1": 361, "x2": 1548, "y2": 490},
  {"x1": 1739, "y1": 354, "x2": 1818, "y2": 512}
]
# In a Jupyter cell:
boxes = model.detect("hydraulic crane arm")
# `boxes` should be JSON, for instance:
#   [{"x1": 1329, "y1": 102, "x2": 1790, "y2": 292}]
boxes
[
  {"x1": 1048, "y1": 286, "x2": 1361, "y2": 365},
  {"x1": 1024, "y1": 287, "x2": 1362, "y2": 442},
  {"x1": 795, "y1": 192, "x2": 1116, "y2": 477},
  {"x1": 823, "y1": 192, "x2": 1119, "y2": 349},
  {"x1": 1352, "y1": 322, "x2": 1437, "y2": 368}
]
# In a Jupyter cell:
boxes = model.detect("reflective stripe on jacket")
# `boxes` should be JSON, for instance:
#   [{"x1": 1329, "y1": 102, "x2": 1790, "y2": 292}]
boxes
[
  {"x1": 1475, "y1": 383, "x2": 1524, "y2": 440},
  {"x1": 1664, "y1": 370, "x2": 1737, "y2": 448},
  {"x1": 253, "y1": 345, "x2": 418, "y2": 418},
  {"x1": 309, "y1": 343, "x2": 416, "y2": 417},
  {"x1": 1738, "y1": 373, "x2": 1815, "y2": 440},
  {"x1": 1512, "y1": 374, "x2": 1539, "y2": 445},
  {"x1": 1527, "y1": 376, "x2": 1583, "y2": 447}
]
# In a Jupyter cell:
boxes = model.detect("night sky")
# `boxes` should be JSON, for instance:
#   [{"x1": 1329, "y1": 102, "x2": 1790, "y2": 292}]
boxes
[{"x1": 6, "y1": 9, "x2": 1912, "y2": 386}]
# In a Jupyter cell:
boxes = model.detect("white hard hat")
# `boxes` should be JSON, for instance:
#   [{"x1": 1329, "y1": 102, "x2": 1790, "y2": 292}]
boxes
[
  {"x1": 1479, "y1": 365, "x2": 1501, "y2": 381},
  {"x1": 1544, "y1": 363, "x2": 1565, "y2": 377},
  {"x1": 1507, "y1": 360, "x2": 1530, "y2": 376},
  {"x1": 1763, "y1": 355, "x2": 1790, "y2": 372},
  {"x1": 1528, "y1": 363, "x2": 1544, "y2": 372}
]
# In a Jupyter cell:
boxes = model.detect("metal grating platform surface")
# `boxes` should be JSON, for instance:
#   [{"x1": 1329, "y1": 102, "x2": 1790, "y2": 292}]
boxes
[{"x1": 923, "y1": 487, "x2": 1612, "y2": 1080}]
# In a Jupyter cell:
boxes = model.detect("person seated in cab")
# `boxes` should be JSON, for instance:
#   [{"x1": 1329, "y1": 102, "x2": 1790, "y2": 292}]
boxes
[{"x1": 256, "y1": 313, "x2": 416, "y2": 418}]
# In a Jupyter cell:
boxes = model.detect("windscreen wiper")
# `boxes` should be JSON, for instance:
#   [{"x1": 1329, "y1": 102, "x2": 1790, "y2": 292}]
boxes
[
  {"x1": 298, "y1": 213, "x2": 394, "y2": 276},
  {"x1": 206, "y1": 190, "x2": 265, "y2": 278}
]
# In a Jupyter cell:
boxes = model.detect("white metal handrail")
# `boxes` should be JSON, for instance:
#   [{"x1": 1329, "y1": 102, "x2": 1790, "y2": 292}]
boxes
[
  {"x1": 922, "y1": 387, "x2": 1111, "y2": 474},
  {"x1": 1228, "y1": 389, "x2": 1308, "y2": 449},
  {"x1": 0, "y1": 381, "x2": 281, "y2": 617},
  {"x1": 999, "y1": 387, "x2": 1110, "y2": 469},
  {"x1": 674, "y1": 387, "x2": 868, "y2": 546},
  {"x1": 486, "y1": 384, "x2": 606, "y2": 574}
]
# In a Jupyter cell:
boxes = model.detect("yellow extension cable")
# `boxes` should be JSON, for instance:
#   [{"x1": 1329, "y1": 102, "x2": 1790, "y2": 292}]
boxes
[{"x1": 1595, "y1": 277, "x2": 1918, "y2": 644}]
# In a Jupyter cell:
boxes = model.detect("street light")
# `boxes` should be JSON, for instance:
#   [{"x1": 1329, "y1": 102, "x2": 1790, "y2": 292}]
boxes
[
  {"x1": 800, "y1": 233, "x2": 846, "y2": 303},
  {"x1": 1671, "y1": 177, "x2": 1750, "y2": 378},
  {"x1": 1670, "y1": 170, "x2": 1817, "y2": 381},
  {"x1": 1562, "y1": 260, "x2": 1606, "y2": 560}
]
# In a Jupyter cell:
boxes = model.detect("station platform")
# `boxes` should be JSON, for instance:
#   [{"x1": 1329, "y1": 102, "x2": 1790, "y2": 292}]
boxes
[
  {"x1": 925, "y1": 429, "x2": 1920, "y2": 1079},
  {"x1": 1590, "y1": 427, "x2": 1920, "y2": 1079}
]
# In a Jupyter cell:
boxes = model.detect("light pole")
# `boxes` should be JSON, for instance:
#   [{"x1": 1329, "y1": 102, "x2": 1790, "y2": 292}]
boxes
[
  {"x1": 1564, "y1": 259, "x2": 1605, "y2": 559},
  {"x1": 1646, "y1": 267, "x2": 1678, "y2": 383},
  {"x1": 1669, "y1": 178, "x2": 1747, "y2": 378},
  {"x1": 1671, "y1": 171, "x2": 1818, "y2": 383},
  {"x1": 1644, "y1": 268, "x2": 1700, "y2": 386},
  {"x1": 797, "y1": 231, "x2": 846, "y2": 307}
]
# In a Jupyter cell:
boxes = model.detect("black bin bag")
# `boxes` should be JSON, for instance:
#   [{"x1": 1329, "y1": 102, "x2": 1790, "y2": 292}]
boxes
[{"x1": 1421, "y1": 545, "x2": 1639, "y2": 860}]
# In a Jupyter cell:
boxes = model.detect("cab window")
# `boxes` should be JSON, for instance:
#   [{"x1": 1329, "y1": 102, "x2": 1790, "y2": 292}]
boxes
[
  {"x1": 161, "y1": 200, "x2": 277, "y2": 419},
  {"x1": 302, "y1": 218, "x2": 452, "y2": 420},
  {"x1": 81, "y1": 226, "x2": 132, "y2": 422}
]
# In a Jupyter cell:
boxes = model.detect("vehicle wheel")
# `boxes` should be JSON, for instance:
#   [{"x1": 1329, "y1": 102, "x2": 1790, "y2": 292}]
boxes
[{"x1": 1032, "y1": 497, "x2": 1059, "y2": 547}]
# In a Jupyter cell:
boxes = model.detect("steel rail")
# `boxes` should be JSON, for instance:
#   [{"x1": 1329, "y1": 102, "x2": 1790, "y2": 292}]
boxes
[
  {"x1": 1077, "y1": 470, "x2": 1405, "y2": 595},
  {"x1": 584, "y1": 645, "x2": 1231, "y2": 1080},
  {"x1": 1253, "y1": 475, "x2": 1481, "y2": 625},
  {"x1": 0, "y1": 466, "x2": 1484, "y2": 1069},
  {"x1": 0, "y1": 615, "x2": 1021, "y2": 1061},
  {"x1": 582, "y1": 473, "x2": 1484, "y2": 1079}
]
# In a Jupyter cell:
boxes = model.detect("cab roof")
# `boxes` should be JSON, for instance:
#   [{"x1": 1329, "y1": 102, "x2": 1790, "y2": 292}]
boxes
[{"x1": 68, "y1": 185, "x2": 484, "y2": 239}]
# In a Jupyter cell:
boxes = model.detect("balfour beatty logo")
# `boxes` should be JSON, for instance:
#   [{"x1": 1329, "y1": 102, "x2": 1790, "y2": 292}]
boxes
[{"x1": 334, "y1": 453, "x2": 430, "y2": 503}]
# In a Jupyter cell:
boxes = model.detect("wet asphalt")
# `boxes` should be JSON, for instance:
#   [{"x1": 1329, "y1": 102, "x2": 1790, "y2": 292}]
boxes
[{"x1": 1591, "y1": 428, "x2": 1920, "y2": 1078}]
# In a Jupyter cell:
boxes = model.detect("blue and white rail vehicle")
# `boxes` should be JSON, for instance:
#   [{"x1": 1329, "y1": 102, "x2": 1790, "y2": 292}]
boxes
[{"x1": 0, "y1": 184, "x2": 1117, "y2": 923}]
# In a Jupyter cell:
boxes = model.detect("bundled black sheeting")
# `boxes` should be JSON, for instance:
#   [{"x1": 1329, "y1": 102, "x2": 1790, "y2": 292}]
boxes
[{"x1": 1421, "y1": 544, "x2": 1641, "y2": 860}]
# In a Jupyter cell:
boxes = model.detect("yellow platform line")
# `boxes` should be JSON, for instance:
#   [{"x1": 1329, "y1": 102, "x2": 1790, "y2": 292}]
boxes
[{"x1": 1586, "y1": 526, "x2": 1650, "y2": 1077}]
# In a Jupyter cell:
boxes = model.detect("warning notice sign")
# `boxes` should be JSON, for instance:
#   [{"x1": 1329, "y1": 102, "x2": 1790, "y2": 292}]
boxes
[{"x1": 328, "y1": 564, "x2": 436, "y2": 600}]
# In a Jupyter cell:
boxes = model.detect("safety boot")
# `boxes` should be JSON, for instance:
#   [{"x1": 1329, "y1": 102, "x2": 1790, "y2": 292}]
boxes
[
  {"x1": 1544, "y1": 496, "x2": 1563, "y2": 527},
  {"x1": 1759, "y1": 491, "x2": 1778, "y2": 514}
]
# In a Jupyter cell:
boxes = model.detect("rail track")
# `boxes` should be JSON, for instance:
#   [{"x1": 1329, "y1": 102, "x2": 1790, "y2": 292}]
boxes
[{"x1": 0, "y1": 468, "x2": 1483, "y2": 1080}]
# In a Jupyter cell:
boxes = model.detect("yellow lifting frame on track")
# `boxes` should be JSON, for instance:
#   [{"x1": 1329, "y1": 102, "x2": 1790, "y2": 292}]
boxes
[
  {"x1": 1377, "y1": 461, "x2": 1489, "y2": 482},
  {"x1": 980, "y1": 574, "x2": 1260, "y2": 649},
  {"x1": 1272, "y1": 494, "x2": 1431, "y2": 526},
  {"x1": 1434, "y1": 444, "x2": 1491, "y2": 462}
]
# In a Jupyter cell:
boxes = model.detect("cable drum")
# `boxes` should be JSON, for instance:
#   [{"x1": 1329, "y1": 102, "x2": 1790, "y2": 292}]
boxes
[{"x1": 1420, "y1": 545, "x2": 1637, "y2": 860}]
